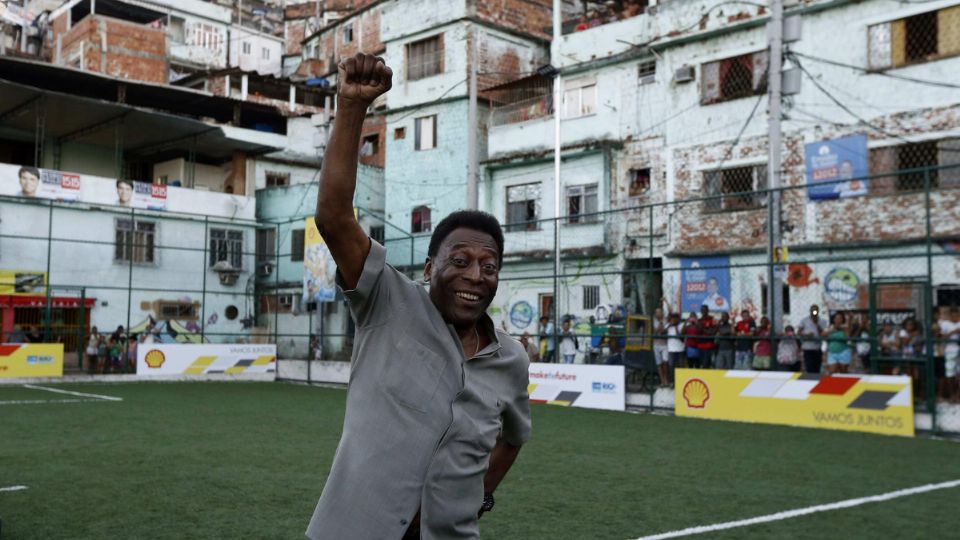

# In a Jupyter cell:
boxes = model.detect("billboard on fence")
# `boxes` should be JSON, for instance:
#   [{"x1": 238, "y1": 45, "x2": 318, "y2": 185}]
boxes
[
  {"x1": 303, "y1": 217, "x2": 338, "y2": 304},
  {"x1": 674, "y1": 369, "x2": 914, "y2": 437},
  {"x1": 0, "y1": 270, "x2": 47, "y2": 295},
  {"x1": 680, "y1": 256, "x2": 731, "y2": 314},
  {"x1": 137, "y1": 344, "x2": 276, "y2": 376},
  {"x1": 528, "y1": 363, "x2": 625, "y2": 411},
  {"x1": 0, "y1": 344, "x2": 64, "y2": 378},
  {"x1": 805, "y1": 134, "x2": 869, "y2": 200}
]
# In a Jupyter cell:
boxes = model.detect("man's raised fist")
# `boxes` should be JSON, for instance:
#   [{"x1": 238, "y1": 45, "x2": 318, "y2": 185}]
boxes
[{"x1": 338, "y1": 52, "x2": 393, "y2": 106}]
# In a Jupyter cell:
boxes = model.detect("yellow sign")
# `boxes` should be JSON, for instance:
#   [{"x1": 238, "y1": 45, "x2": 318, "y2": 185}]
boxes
[
  {"x1": 0, "y1": 344, "x2": 64, "y2": 378},
  {"x1": 675, "y1": 369, "x2": 914, "y2": 437},
  {"x1": 0, "y1": 270, "x2": 47, "y2": 295},
  {"x1": 773, "y1": 246, "x2": 789, "y2": 263},
  {"x1": 625, "y1": 315, "x2": 652, "y2": 352}
]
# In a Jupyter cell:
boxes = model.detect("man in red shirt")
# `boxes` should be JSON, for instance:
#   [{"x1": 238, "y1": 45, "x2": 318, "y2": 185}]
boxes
[
  {"x1": 697, "y1": 304, "x2": 718, "y2": 369},
  {"x1": 734, "y1": 309, "x2": 757, "y2": 370}
]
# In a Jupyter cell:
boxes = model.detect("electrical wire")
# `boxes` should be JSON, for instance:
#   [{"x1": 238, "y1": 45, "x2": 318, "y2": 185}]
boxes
[{"x1": 790, "y1": 51, "x2": 960, "y2": 90}]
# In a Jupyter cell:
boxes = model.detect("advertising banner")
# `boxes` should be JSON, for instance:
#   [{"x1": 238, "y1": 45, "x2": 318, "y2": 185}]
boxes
[
  {"x1": 137, "y1": 344, "x2": 276, "y2": 376},
  {"x1": 674, "y1": 369, "x2": 914, "y2": 437},
  {"x1": 0, "y1": 164, "x2": 166, "y2": 210},
  {"x1": 805, "y1": 134, "x2": 869, "y2": 200},
  {"x1": 680, "y1": 256, "x2": 731, "y2": 314},
  {"x1": 0, "y1": 271, "x2": 46, "y2": 295},
  {"x1": 118, "y1": 179, "x2": 168, "y2": 210},
  {"x1": 528, "y1": 363, "x2": 625, "y2": 411},
  {"x1": 303, "y1": 216, "x2": 338, "y2": 304},
  {"x1": 0, "y1": 344, "x2": 64, "y2": 378}
]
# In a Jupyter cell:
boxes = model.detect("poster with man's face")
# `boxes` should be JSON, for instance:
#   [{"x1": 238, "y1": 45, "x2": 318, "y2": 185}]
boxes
[
  {"x1": 681, "y1": 256, "x2": 732, "y2": 314},
  {"x1": 1, "y1": 164, "x2": 82, "y2": 202}
]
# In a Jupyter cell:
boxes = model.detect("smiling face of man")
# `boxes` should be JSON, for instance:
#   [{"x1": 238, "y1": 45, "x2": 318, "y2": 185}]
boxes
[
  {"x1": 117, "y1": 181, "x2": 133, "y2": 205},
  {"x1": 424, "y1": 227, "x2": 500, "y2": 329},
  {"x1": 19, "y1": 170, "x2": 39, "y2": 196}
]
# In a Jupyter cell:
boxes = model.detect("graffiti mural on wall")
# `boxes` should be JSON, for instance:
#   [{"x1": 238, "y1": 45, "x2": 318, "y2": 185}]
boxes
[
  {"x1": 787, "y1": 263, "x2": 819, "y2": 288},
  {"x1": 509, "y1": 301, "x2": 534, "y2": 329},
  {"x1": 823, "y1": 267, "x2": 862, "y2": 305},
  {"x1": 129, "y1": 298, "x2": 209, "y2": 343}
]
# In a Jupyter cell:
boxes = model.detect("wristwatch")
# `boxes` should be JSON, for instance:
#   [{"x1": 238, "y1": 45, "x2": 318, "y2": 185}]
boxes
[{"x1": 480, "y1": 492, "x2": 495, "y2": 515}]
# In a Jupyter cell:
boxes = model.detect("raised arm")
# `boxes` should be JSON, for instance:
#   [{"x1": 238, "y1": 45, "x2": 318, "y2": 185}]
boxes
[{"x1": 314, "y1": 53, "x2": 393, "y2": 290}]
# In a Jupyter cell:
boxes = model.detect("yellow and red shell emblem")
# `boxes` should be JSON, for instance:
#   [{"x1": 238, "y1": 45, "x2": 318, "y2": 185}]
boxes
[
  {"x1": 682, "y1": 378, "x2": 710, "y2": 408},
  {"x1": 144, "y1": 349, "x2": 165, "y2": 369}
]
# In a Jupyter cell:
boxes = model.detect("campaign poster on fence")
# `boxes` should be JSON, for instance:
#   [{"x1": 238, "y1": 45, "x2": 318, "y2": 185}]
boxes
[
  {"x1": 674, "y1": 369, "x2": 914, "y2": 437},
  {"x1": 138, "y1": 344, "x2": 276, "y2": 376},
  {"x1": 805, "y1": 134, "x2": 869, "y2": 200},
  {"x1": 303, "y1": 217, "x2": 338, "y2": 304},
  {"x1": 527, "y1": 363, "x2": 625, "y2": 411},
  {"x1": 0, "y1": 164, "x2": 82, "y2": 202},
  {"x1": 116, "y1": 179, "x2": 168, "y2": 210},
  {"x1": 680, "y1": 256, "x2": 731, "y2": 314},
  {"x1": 0, "y1": 344, "x2": 64, "y2": 378}
]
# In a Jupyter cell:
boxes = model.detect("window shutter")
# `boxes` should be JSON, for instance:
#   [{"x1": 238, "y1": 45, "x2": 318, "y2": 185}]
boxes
[
  {"x1": 939, "y1": 139, "x2": 960, "y2": 187},
  {"x1": 939, "y1": 6, "x2": 960, "y2": 57},
  {"x1": 701, "y1": 61, "x2": 720, "y2": 104}
]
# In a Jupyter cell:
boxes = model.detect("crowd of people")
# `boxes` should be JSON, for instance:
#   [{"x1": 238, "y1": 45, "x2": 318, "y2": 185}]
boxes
[
  {"x1": 518, "y1": 303, "x2": 960, "y2": 403},
  {"x1": 84, "y1": 324, "x2": 163, "y2": 374},
  {"x1": 569, "y1": 0, "x2": 648, "y2": 32}
]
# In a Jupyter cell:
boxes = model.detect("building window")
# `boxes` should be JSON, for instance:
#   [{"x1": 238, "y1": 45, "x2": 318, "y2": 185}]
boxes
[
  {"x1": 209, "y1": 229, "x2": 244, "y2": 269},
  {"x1": 703, "y1": 164, "x2": 768, "y2": 212},
  {"x1": 563, "y1": 78, "x2": 597, "y2": 119},
  {"x1": 566, "y1": 184, "x2": 598, "y2": 223},
  {"x1": 370, "y1": 225, "x2": 385, "y2": 244},
  {"x1": 415, "y1": 115, "x2": 436, "y2": 150},
  {"x1": 406, "y1": 35, "x2": 443, "y2": 81},
  {"x1": 583, "y1": 285, "x2": 600, "y2": 310},
  {"x1": 265, "y1": 171, "x2": 289, "y2": 188},
  {"x1": 278, "y1": 293, "x2": 296, "y2": 312},
  {"x1": 869, "y1": 139, "x2": 960, "y2": 192},
  {"x1": 242, "y1": 41, "x2": 251, "y2": 55},
  {"x1": 360, "y1": 133, "x2": 379, "y2": 157},
  {"x1": 394, "y1": 127, "x2": 406, "y2": 139},
  {"x1": 262, "y1": 47, "x2": 270, "y2": 60},
  {"x1": 638, "y1": 59, "x2": 656, "y2": 84},
  {"x1": 629, "y1": 168, "x2": 651, "y2": 197},
  {"x1": 343, "y1": 23, "x2": 354, "y2": 43},
  {"x1": 256, "y1": 228, "x2": 276, "y2": 264},
  {"x1": 700, "y1": 51, "x2": 768, "y2": 105},
  {"x1": 868, "y1": 7, "x2": 960, "y2": 70},
  {"x1": 412, "y1": 206, "x2": 432, "y2": 233},
  {"x1": 505, "y1": 183, "x2": 541, "y2": 232},
  {"x1": 291, "y1": 229, "x2": 305, "y2": 262},
  {"x1": 157, "y1": 301, "x2": 197, "y2": 320},
  {"x1": 115, "y1": 219, "x2": 156, "y2": 264}
]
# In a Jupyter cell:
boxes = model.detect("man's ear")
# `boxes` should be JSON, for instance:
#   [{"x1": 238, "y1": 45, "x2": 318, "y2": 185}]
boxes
[{"x1": 423, "y1": 257, "x2": 433, "y2": 283}]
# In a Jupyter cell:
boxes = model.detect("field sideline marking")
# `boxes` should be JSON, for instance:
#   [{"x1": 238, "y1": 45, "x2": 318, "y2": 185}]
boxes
[
  {"x1": 632, "y1": 479, "x2": 960, "y2": 540},
  {"x1": 0, "y1": 399, "x2": 107, "y2": 406},
  {"x1": 0, "y1": 485, "x2": 28, "y2": 492},
  {"x1": 21, "y1": 384, "x2": 123, "y2": 402}
]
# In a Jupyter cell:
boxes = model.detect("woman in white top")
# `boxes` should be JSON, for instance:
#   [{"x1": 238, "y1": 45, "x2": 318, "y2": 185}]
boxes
[{"x1": 85, "y1": 326, "x2": 101, "y2": 373}]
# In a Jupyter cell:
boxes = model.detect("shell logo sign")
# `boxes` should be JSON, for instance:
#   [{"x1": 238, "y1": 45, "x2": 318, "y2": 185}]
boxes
[
  {"x1": 682, "y1": 378, "x2": 711, "y2": 408},
  {"x1": 144, "y1": 349, "x2": 166, "y2": 369}
]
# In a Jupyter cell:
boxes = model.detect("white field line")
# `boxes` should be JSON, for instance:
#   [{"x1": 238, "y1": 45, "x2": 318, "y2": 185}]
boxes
[
  {"x1": 632, "y1": 479, "x2": 960, "y2": 540},
  {"x1": 0, "y1": 399, "x2": 106, "y2": 405},
  {"x1": 21, "y1": 384, "x2": 123, "y2": 402},
  {"x1": 0, "y1": 485, "x2": 28, "y2": 492}
]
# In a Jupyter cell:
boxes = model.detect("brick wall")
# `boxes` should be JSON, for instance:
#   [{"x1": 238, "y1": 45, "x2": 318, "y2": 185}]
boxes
[
  {"x1": 473, "y1": 0, "x2": 552, "y2": 41},
  {"x1": 359, "y1": 114, "x2": 386, "y2": 168},
  {"x1": 286, "y1": 20, "x2": 306, "y2": 55},
  {"x1": 56, "y1": 15, "x2": 167, "y2": 83}
]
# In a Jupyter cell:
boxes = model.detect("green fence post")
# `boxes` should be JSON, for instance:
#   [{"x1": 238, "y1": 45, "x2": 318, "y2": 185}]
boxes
[
  {"x1": 79, "y1": 288, "x2": 86, "y2": 370},
  {"x1": 923, "y1": 168, "x2": 936, "y2": 433},
  {"x1": 201, "y1": 217, "x2": 208, "y2": 342},
  {"x1": 43, "y1": 201, "x2": 53, "y2": 343}
]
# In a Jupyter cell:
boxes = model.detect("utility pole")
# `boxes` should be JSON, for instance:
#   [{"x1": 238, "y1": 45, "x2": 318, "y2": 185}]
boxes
[
  {"x1": 767, "y1": 0, "x2": 784, "y2": 333},
  {"x1": 552, "y1": 0, "x2": 562, "y2": 339},
  {"x1": 467, "y1": 27, "x2": 479, "y2": 209}
]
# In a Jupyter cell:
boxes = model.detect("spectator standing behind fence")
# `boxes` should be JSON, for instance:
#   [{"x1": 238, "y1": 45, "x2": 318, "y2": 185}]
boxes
[
  {"x1": 777, "y1": 325, "x2": 801, "y2": 372},
  {"x1": 666, "y1": 313, "x2": 684, "y2": 382},
  {"x1": 824, "y1": 313, "x2": 853, "y2": 374},
  {"x1": 538, "y1": 316, "x2": 555, "y2": 363},
  {"x1": 519, "y1": 332, "x2": 539, "y2": 363},
  {"x1": 25, "y1": 325, "x2": 42, "y2": 343},
  {"x1": 697, "y1": 305, "x2": 717, "y2": 369},
  {"x1": 899, "y1": 317, "x2": 923, "y2": 381},
  {"x1": 85, "y1": 326, "x2": 101, "y2": 373},
  {"x1": 734, "y1": 310, "x2": 756, "y2": 370},
  {"x1": 653, "y1": 306, "x2": 669, "y2": 385},
  {"x1": 799, "y1": 305, "x2": 827, "y2": 374},
  {"x1": 559, "y1": 319, "x2": 578, "y2": 364},
  {"x1": 714, "y1": 312, "x2": 735, "y2": 370},
  {"x1": 683, "y1": 312, "x2": 701, "y2": 368},
  {"x1": 752, "y1": 317, "x2": 773, "y2": 370},
  {"x1": 879, "y1": 319, "x2": 900, "y2": 359},
  {"x1": 942, "y1": 307, "x2": 960, "y2": 402},
  {"x1": 852, "y1": 322, "x2": 871, "y2": 374},
  {"x1": 97, "y1": 334, "x2": 108, "y2": 373}
]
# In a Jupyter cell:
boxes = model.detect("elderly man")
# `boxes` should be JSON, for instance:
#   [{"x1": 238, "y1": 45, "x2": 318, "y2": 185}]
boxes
[{"x1": 306, "y1": 53, "x2": 531, "y2": 540}]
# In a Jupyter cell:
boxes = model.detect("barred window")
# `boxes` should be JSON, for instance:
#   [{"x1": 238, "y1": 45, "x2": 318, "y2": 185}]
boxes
[
  {"x1": 265, "y1": 171, "x2": 289, "y2": 188},
  {"x1": 869, "y1": 139, "x2": 960, "y2": 193},
  {"x1": 115, "y1": 219, "x2": 156, "y2": 264},
  {"x1": 291, "y1": 229, "x2": 305, "y2": 262},
  {"x1": 506, "y1": 183, "x2": 541, "y2": 232},
  {"x1": 567, "y1": 184, "x2": 598, "y2": 223},
  {"x1": 868, "y1": 7, "x2": 960, "y2": 70},
  {"x1": 629, "y1": 168, "x2": 651, "y2": 197},
  {"x1": 412, "y1": 206, "x2": 432, "y2": 233},
  {"x1": 158, "y1": 301, "x2": 197, "y2": 320},
  {"x1": 583, "y1": 285, "x2": 600, "y2": 310},
  {"x1": 638, "y1": 59, "x2": 656, "y2": 84},
  {"x1": 343, "y1": 23, "x2": 354, "y2": 43},
  {"x1": 703, "y1": 164, "x2": 768, "y2": 212},
  {"x1": 407, "y1": 35, "x2": 443, "y2": 81},
  {"x1": 370, "y1": 225, "x2": 385, "y2": 244},
  {"x1": 209, "y1": 228, "x2": 244, "y2": 269},
  {"x1": 701, "y1": 51, "x2": 768, "y2": 105}
]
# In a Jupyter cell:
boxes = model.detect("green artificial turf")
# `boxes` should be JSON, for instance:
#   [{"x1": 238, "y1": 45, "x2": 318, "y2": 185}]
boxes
[{"x1": 1, "y1": 382, "x2": 958, "y2": 539}]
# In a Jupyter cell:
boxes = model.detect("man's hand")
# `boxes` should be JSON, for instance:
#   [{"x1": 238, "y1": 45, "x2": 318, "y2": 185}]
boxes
[{"x1": 338, "y1": 53, "x2": 392, "y2": 106}]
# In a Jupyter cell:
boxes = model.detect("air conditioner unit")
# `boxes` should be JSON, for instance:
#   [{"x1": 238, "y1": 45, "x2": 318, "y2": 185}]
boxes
[
  {"x1": 674, "y1": 65, "x2": 695, "y2": 84},
  {"x1": 258, "y1": 262, "x2": 274, "y2": 277}
]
